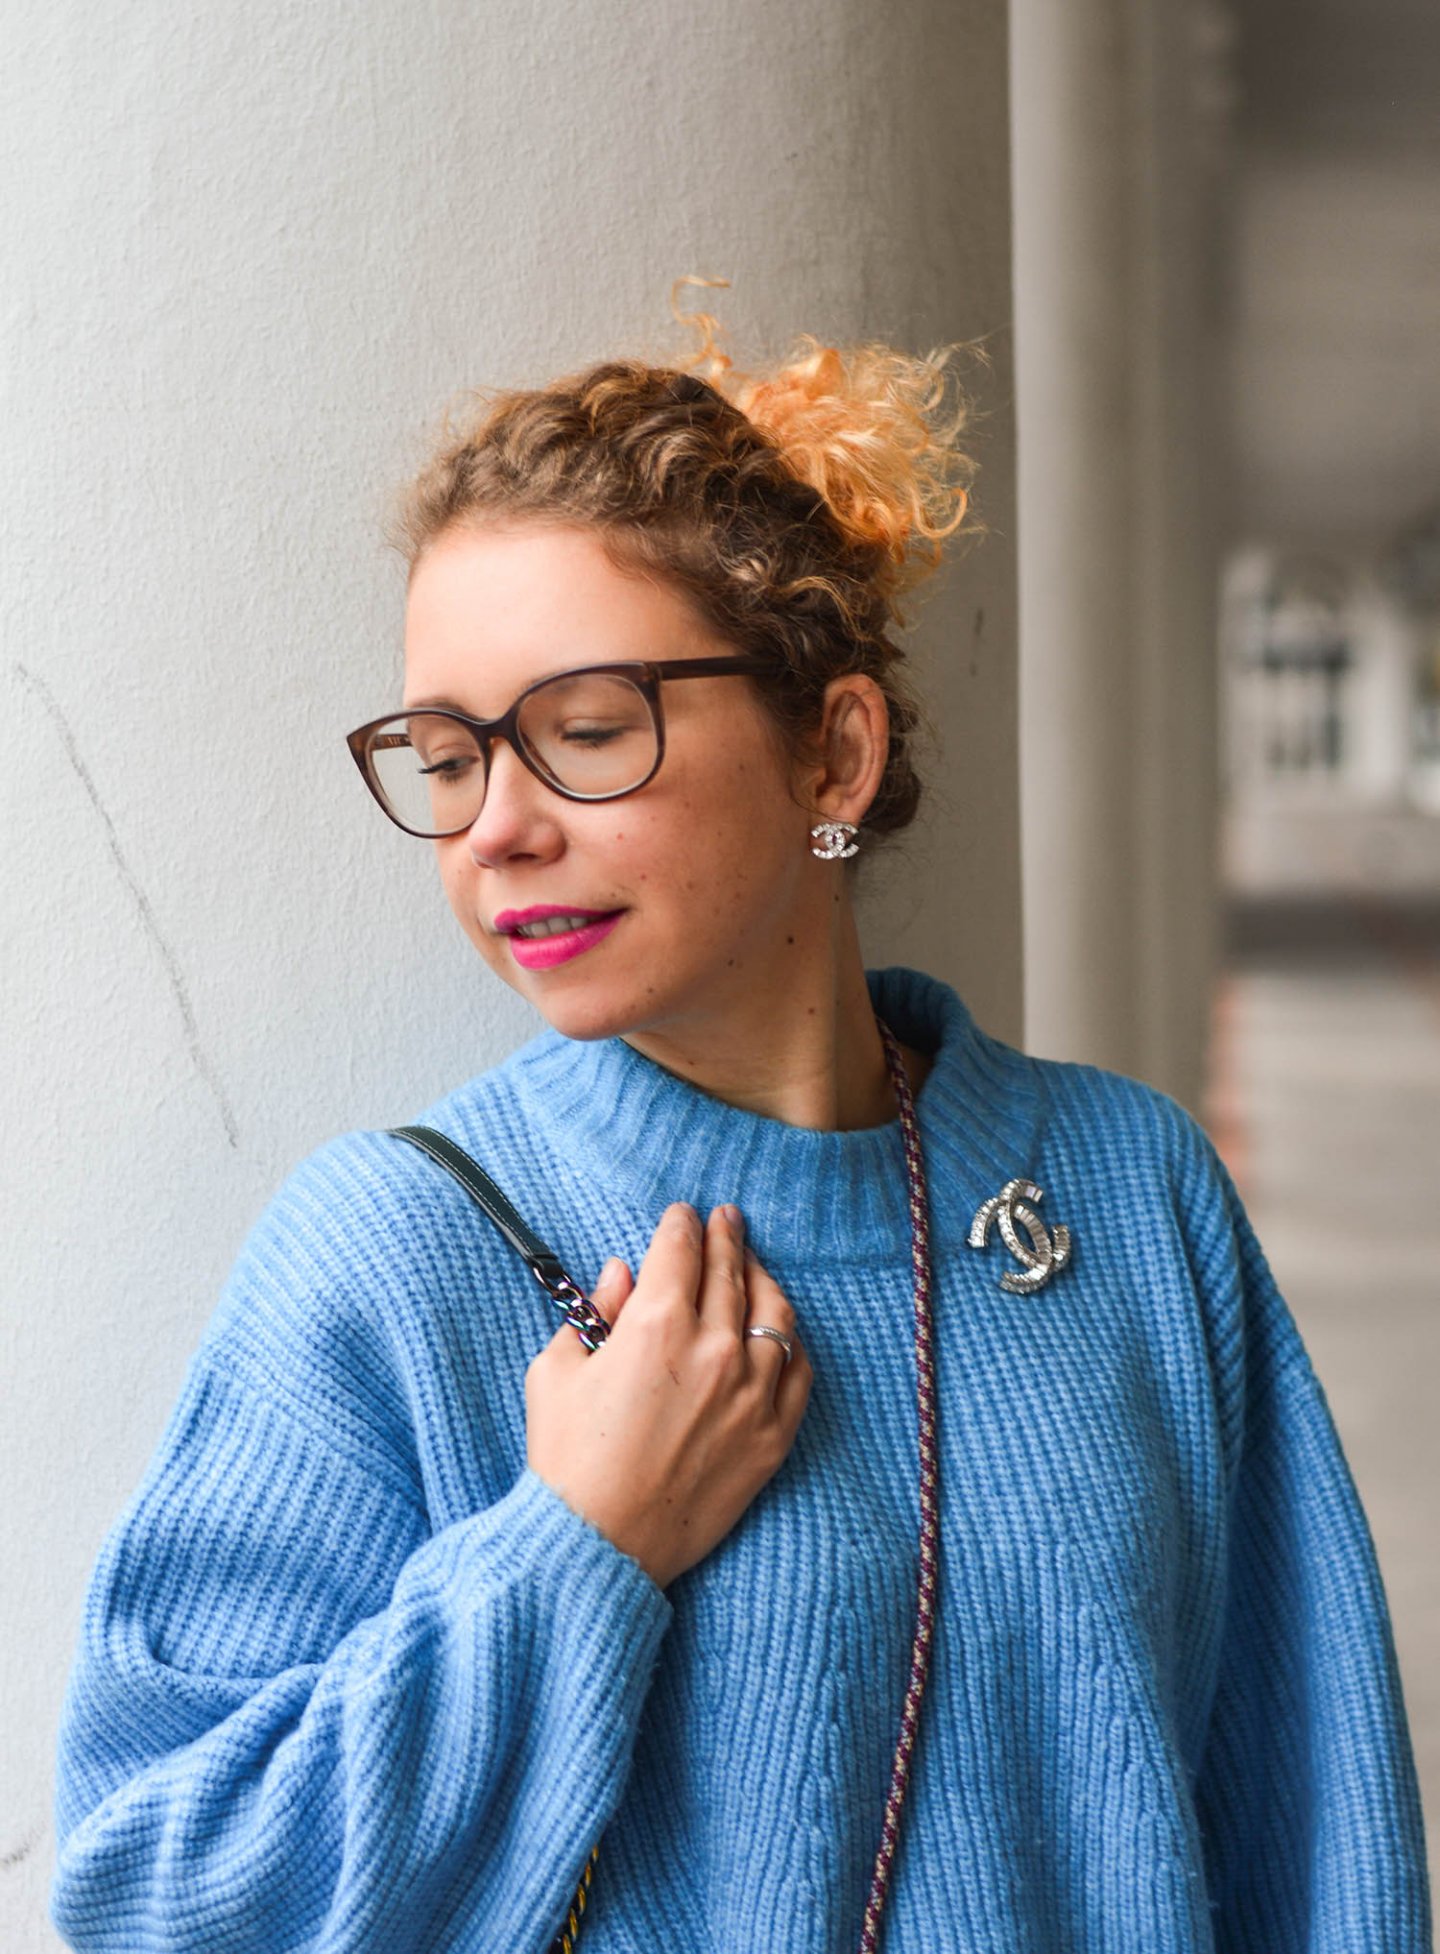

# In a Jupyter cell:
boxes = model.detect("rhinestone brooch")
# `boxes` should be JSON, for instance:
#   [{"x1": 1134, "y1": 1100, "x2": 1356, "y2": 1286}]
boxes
[{"x1": 968, "y1": 1178, "x2": 1073, "y2": 1293}]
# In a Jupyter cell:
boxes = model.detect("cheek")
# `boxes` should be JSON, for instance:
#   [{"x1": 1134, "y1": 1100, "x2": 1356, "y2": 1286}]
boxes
[
  {"x1": 435, "y1": 848, "x2": 485, "y2": 941},
  {"x1": 663, "y1": 802, "x2": 805, "y2": 932},
  {"x1": 670, "y1": 731, "x2": 797, "y2": 841}
]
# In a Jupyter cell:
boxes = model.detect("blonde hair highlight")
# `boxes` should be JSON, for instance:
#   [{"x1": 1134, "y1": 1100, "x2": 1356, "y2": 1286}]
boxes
[{"x1": 669, "y1": 275, "x2": 984, "y2": 614}]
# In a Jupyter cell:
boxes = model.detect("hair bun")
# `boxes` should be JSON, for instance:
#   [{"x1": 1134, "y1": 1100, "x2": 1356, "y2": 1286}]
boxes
[{"x1": 671, "y1": 278, "x2": 984, "y2": 602}]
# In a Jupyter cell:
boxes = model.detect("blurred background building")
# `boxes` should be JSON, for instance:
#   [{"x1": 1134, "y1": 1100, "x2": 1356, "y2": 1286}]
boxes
[
  {"x1": 1013, "y1": 0, "x2": 1438, "y2": 1902},
  {"x1": 1216, "y1": 0, "x2": 1440, "y2": 1903},
  {"x1": 2, "y1": 0, "x2": 1435, "y2": 1941}
]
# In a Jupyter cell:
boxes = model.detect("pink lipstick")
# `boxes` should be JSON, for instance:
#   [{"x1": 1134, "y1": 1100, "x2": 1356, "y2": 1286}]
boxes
[{"x1": 495, "y1": 905, "x2": 626, "y2": 971}]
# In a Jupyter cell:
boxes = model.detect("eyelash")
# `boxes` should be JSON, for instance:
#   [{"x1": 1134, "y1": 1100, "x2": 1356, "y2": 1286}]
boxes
[{"x1": 418, "y1": 757, "x2": 475, "y2": 778}]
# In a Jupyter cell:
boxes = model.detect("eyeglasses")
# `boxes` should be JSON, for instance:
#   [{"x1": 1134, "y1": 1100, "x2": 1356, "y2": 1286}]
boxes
[{"x1": 345, "y1": 656, "x2": 773, "y2": 838}]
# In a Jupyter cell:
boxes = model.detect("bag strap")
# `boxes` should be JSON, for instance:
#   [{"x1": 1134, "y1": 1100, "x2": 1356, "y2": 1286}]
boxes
[
  {"x1": 387, "y1": 1125, "x2": 612, "y2": 1351},
  {"x1": 387, "y1": 1123, "x2": 608, "y2": 1948}
]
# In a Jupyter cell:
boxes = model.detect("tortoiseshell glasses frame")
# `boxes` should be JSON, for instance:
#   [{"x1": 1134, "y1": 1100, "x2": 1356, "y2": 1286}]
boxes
[{"x1": 345, "y1": 655, "x2": 773, "y2": 838}]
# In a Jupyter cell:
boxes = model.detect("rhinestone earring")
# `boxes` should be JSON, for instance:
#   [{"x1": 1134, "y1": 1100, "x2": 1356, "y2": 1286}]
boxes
[{"x1": 810, "y1": 820, "x2": 860, "y2": 860}]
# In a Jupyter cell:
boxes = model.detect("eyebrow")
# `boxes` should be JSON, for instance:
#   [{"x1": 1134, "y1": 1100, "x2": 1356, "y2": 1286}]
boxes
[{"x1": 402, "y1": 661, "x2": 605, "y2": 714}]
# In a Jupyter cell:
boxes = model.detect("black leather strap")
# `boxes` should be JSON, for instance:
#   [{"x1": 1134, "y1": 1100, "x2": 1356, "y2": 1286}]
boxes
[
  {"x1": 388, "y1": 1124, "x2": 612, "y2": 1355},
  {"x1": 389, "y1": 1121, "x2": 611, "y2": 1942},
  {"x1": 387, "y1": 1124, "x2": 571, "y2": 1288}
]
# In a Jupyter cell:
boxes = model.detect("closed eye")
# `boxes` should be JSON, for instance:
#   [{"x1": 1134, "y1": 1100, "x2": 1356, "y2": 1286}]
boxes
[{"x1": 418, "y1": 755, "x2": 479, "y2": 778}]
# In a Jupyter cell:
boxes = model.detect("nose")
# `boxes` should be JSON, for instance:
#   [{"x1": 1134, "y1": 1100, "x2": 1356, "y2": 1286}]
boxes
[{"x1": 462, "y1": 736, "x2": 564, "y2": 868}]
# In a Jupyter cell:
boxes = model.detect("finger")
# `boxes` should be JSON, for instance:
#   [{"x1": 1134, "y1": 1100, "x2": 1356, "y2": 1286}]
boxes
[
  {"x1": 545, "y1": 1310, "x2": 594, "y2": 1363},
  {"x1": 740, "y1": 1246, "x2": 800, "y2": 1378},
  {"x1": 696, "y1": 1204, "x2": 748, "y2": 1337},
  {"x1": 741, "y1": 1244, "x2": 797, "y2": 1336},
  {"x1": 767, "y1": 1298, "x2": 812, "y2": 1425},
  {"x1": 591, "y1": 1257, "x2": 635, "y2": 1327},
  {"x1": 626, "y1": 1202, "x2": 703, "y2": 1321},
  {"x1": 771, "y1": 1337, "x2": 813, "y2": 1431}
]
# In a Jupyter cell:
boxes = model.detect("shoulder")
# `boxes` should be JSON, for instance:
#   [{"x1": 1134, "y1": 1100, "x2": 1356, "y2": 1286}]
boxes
[
  {"x1": 1028, "y1": 1043, "x2": 1191, "y2": 1144},
  {"x1": 1006, "y1": 1039, "x2": 1261, "y2": 1317},
  {"x1": 1019, "y1": 1043, "x2": 1287, "y2": 1435},
  {"x1": 195, "y1": 1062, "x2": 537, "y2": 1452},
  {"x1": 222, "y1": 1047, "x2": 537, "y2": 1295},
  {"x1": 216, "y1": 1105, "x2": 512, "y2": 1309},
  {"x1": 990, "y1": 1036, "x2": 1226, "y2": 1215}
]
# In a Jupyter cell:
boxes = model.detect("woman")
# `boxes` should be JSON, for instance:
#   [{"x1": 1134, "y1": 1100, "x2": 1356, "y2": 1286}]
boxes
[{"x1": 51, "y1": 313, "x2": 1431, "y2": 1953}]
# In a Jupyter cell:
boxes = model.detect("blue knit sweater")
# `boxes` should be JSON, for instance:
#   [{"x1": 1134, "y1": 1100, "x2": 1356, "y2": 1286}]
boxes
[{"x1": 51, "y1": 966, "x2": 1431, "y2": 1952}]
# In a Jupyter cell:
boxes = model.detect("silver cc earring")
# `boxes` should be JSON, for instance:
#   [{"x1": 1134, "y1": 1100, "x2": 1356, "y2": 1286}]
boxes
[{"x1": 810, "y1": 820, "x2": 860, "y2": 860}]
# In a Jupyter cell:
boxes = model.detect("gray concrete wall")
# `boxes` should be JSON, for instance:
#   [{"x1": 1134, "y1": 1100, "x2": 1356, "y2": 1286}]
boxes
[{"x1": 0, "y1": 4, "x2": 1018, "y2": 1943}]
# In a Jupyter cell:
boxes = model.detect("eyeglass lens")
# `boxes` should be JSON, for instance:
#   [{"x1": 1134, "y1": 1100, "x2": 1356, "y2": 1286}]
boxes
[{"x1": 366, "y1": 671, "x2": 659, "y2": 834}]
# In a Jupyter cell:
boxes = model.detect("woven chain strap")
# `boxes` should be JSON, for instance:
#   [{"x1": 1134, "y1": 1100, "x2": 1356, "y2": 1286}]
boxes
[{"x1": 857, "y1": 1014, "x2": 938, "y2": 1950}]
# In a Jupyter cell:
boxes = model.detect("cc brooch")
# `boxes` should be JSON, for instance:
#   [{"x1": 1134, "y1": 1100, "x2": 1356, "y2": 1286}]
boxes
[{"x1": 968, "y1": 1178, "x2": 1073, "y2": 1294}]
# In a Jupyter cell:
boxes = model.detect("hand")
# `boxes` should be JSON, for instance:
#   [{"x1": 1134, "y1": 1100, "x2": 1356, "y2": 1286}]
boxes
[{"x1": 525, "y1": 1203, "x2": 813, "y2": 1589}]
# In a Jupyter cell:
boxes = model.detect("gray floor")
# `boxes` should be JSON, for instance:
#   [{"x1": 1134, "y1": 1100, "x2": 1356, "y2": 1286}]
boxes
[{"x1": 1209, "y1": 891, "x2": 1440, "y2": 1909}]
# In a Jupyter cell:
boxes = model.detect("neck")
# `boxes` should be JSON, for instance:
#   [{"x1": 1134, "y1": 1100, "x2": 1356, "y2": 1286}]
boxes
[
  {"x1": 501, "y1": 965, "x2": 1045, "y2": 1263},
  {"x1": 617, "y1": 899, "x2": 930, "y2": 1133}
]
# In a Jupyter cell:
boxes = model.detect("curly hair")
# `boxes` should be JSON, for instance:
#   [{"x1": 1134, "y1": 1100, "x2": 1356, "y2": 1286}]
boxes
[{"x1": 388, "y1": 285, "x2": 985, "y2": 850}]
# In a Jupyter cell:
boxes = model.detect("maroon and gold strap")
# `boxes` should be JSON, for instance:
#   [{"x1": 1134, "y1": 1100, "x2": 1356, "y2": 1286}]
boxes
[{"x1": 857, "y1": 1013, "x2": 938, "y2": 1950}]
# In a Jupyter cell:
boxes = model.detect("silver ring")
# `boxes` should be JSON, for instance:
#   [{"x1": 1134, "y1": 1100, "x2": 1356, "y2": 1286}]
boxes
[{"x1": 745, "y1": 1324, "x2": 794, "y2": 1365}]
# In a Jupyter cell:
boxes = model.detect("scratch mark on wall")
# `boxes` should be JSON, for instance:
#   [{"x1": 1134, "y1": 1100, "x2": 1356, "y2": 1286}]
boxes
[
  {"x1": 14, "y1": 662, "x2": 241, "y2": 1149},
  {"x1": 1, "y1": 1821, "x2": 43, "y2": 1871}
]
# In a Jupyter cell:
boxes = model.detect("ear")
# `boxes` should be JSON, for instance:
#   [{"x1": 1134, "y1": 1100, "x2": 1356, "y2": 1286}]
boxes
[{"x1": 792, "y1": 673, "x2": 889, "y2": 829}]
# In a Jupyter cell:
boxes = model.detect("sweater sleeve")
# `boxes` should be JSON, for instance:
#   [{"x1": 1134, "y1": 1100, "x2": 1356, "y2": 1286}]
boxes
[
  {"x1": 1177, "y1": 1120, "x2": 1432, "y2": 1951},
  {"x1": 49, "y1": 1144, "x2": 674, "y2": 1954}
]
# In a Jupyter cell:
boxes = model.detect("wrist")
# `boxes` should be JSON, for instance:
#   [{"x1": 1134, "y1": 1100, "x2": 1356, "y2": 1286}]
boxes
[{"x1": 531, "y1": 1468, "x2": 670, "y2": 1590}]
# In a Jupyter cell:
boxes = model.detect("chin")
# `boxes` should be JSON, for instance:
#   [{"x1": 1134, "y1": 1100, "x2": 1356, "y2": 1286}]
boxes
[{"x1": 499, "y1": 968, "x2": 659, "y2": 1045}]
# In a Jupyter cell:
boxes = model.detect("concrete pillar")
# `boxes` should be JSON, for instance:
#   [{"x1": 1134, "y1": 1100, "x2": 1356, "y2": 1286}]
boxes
[
  {"x1": 0, "y1": 4, "x2": 1017, "y2": 1942},
  {"x1": 1010, "y1": 0, "x2": 1140, "y2": 1075},
  {"x1": 1010, "y1": 0, "x2": 1228, "y2": 1110}
]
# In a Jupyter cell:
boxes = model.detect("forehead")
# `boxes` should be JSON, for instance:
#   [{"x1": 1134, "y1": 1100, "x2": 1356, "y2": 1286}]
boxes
[{"x1": 402, "y1": 522, "x2": 715, "y2": 710}]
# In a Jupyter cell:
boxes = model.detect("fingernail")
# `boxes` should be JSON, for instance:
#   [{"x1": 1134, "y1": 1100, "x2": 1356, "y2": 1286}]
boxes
[
  {"x1": 721, "y1": 1203, "x2": 742, "y2": 1231},
  {"x1": 596, "y1": 1256, "x2": 623, "y2": 1290}
]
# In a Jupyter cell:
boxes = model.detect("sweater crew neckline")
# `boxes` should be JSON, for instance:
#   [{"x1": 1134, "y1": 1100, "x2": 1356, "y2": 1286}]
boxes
[{"x1": 505, "y1": 965, "x2": 1044, "y2": 1263}]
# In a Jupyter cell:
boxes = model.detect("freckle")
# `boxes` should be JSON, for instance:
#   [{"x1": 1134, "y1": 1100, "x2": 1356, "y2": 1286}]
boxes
[
  {"x1": 786, "y1": 935, "x2": 794, "y2": 946},
  {"x1": 726, "y1": 958, "x2": 735, "y2": 967},
  {"x1": 807, "y1": 1005, "x2": 815, "y2": 1014}
]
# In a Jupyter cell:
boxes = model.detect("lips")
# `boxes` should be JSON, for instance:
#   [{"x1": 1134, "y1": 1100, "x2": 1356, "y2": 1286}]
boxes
[
  {"x1": 489, "y1": 904, "x2": 628, "y2": 972},
  {"x1": 493, "y1": 904, "x2": 623, "y2": 936}
]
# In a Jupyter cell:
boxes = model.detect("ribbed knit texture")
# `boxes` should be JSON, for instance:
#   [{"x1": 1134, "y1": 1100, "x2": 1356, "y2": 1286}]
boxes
[{"x1": 51, "y1": 965, "x2": 1432, "y2": 1952}]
